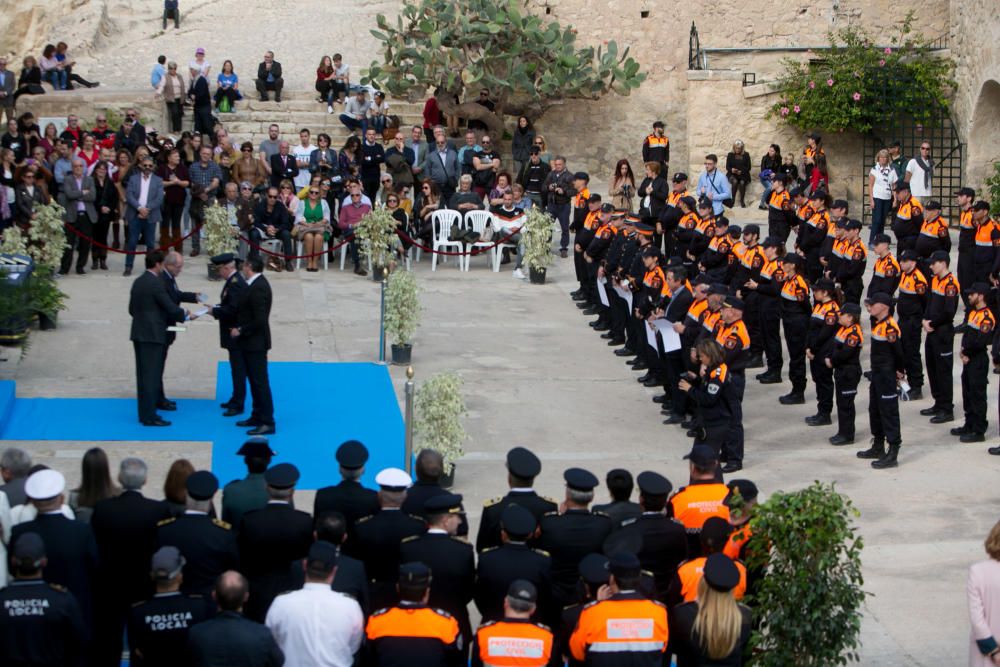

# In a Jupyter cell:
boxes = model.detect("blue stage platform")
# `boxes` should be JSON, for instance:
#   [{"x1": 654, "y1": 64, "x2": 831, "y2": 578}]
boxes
[{"x1": 0, "y1": 362, "x2": 405, "y2": 490}]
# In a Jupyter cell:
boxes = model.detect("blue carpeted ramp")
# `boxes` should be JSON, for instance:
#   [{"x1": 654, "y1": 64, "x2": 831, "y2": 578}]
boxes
[{"x1": 0, "y1": 362, "x2": 404, "y2": 490}]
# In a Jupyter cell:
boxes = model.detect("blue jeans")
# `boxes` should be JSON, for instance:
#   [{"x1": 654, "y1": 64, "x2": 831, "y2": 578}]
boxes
[
  {"x1": 339, "y1": 114, "x2": 367, "y2": 133},
  {"x1": 758, "y1": 176, "x2": 772, "y2": 207},
  {"x1": 547, "y1": 202, "x2": 571, "y2": 251},
  {"x1": 125, "y1": 215, "x2": 156, "y2": 268},
  {"x1": 370, "y1": 115, "x2": 387, "y2": 134},
  {"x1": 870, "y1": 197, "x2": 892, "y2": 244},
  {"x1": 45, "y1": 70, "x2": 67, "y2": 90}
]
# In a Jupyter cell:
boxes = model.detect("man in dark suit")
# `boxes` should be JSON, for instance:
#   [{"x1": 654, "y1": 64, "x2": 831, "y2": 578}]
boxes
[
  {"x1": 89, "y1": 457, "x2": 172, "y2": 666},
  {"x1": 657, "y1": 265, "x2": 695, "y2": 420},
  {"x1": 113, "y1": 108, "x2": 147, "y2": 154},
  {"x1": 123, "y1": 155, "x2": 164, "y2": 276},
  {"x1": 238, "y1": 463, "x2": 314, "y2": 622},
  {"x1": 314, "y1": 511, "x2": 370, "y2": 616},
  {"x1": 58, "y1": 157, "x2": 95, "y2": 275},
  {"x1": 210, "y1": 254, "x2": 248, "y2": 415},
  {"x1": 254, "y1": 51, "x2": 283, "y2": 102},
  {"x1": 268, "y1": 141, "x2": 298, "y2": 187},
  {"x1": 129, "y1": 250, "x2": 190, "y2": 426},
  {"x1": 313, "y1": 440, "x2": 379, "y2": 538},
  {"x1": 401, "y1": 448, "x2": 468, "y2": 537},
  {"x1": 232, "y1": 255, "x2": 275, "y2": 435},
  {"x1": 10, "y1": 470, "x2": 99, "y2": 629},
  {"x1": 251, "y1": 186, "x2": 294, "y2": 267},
  {"x1": 476, "y1": 447, "x2": 557, "y2": 553},
  {"x1": 187, "y1": 571, "x2": 284, "y2": 666},
  {"x1": 159, "y1": 250, "x2": 201, "y2": 411}
]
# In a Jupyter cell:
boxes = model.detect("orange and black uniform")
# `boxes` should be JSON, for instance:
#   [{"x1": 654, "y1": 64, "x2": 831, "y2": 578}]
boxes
[
  {"x1": 868, "y1": 252, "x2": 901, "y2": 300},
  {"x1": 673, "y1": 211, "x2": 699, "y2": 263},
  {"x1": 659, "y1": 188, "x2": 690, "y2": 256},
  {"x1": 672, "y1": 556, "x2": 747, "y2": 604},
  {"x1": 753, "y1": 257, "x2": 785, "y2": 375},
  {"x1": 835, "y1": 239, "x2": 867, "y2": 304},
  {"x1": 700, "y1": 232, "x2": 733, "y2": 283},
  {"x1": 780, "y1": 272, "x2": 812, "y2": 393},
  {"x1": 686, "y1": 362, "x2": 734, "y2": 455},
  {"x1": 960, "y1": 306, "x2": 995, "y2": 436},
  {"x1": 897, "y1": 267, "x2": 929, "y2": 391},
  {"x1": 869, "y1": 315, "x2": 904, "y2": 446},
  {"x1": 807, "y1": 299, "x2": 840, "y2": 417},
  {"x1": 792, "y1": 201, "x2": 814, "y2": 243},
  {"x1": 767, "y1": 188, "x2": 793, "y2": 241},
  {"x1": 973, "y1": 216, "x2": 1000, "y2": 283},
  {"x1": 716, "y1": 319, "x2": 749, "y2": 464},
  {"x1": 730, "y1": 242, "x2": 767, "y2": 359},
  {"x1": 957, "y1": 206, "x2": 975, "y2": 303},
  {"x1": 827, "y1": 322, "x2": 864, "y2": 439},
  {"x1": 891, "y1": 195, "x2": 923, "y2": 253},
  {"x1": 798, "y1": 209, "x2": 830, "y2": 282},
  {"x1": 915, "y1": 214, "x2": 952, "y2": 263},
  {"x1": 365, "y1": 603, "x2": 464, "y2": 667},
  {"x1": 568, "y1": 592, "x2": 668, "y2": 667},
  {"x1": 686, "y1": 215, "x2": 716, "y2": 271},
  {"x1": 470, "y1": 618, "x2": 554, "y2": 667},
  {"x1": 925, "y1": 271, "x2": 960, "y2": 415},
  {"x1": 642, "y1": 133, "x2": 669, "y2": 171},
  {"x1": 669, "y1": 481, "x2": 730, "y2": 553},
  {"x1": 573, "y1": 202, "x2": 597, "y2": 290}
]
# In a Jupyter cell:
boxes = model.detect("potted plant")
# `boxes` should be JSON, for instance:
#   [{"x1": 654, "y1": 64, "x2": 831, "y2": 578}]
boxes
[
  {"x1": 354, "y1": 207, "x2": 398, "y2": 280},
  {"x1": 0, "y1": 218, "x2": 67, "y2": 333},
  {"x1": 202, "y1": 203, "x2": 238, "y2": 280},
  {"x1": 414, "y1": 371, "x2": 466, "y2": 487},
  {"x1": 27, "y1": 268, "x2": 67, "y2": 330},
  {"x1": 384, "y1": 269, "x2": 421, "y2": 365},
  {"x1": 0, "y1": 267, "x2": 32, "y2": 344},
  {"x1": 22, "y1": 202, "x2": 70, "y2": 269},
  {"x1": 521, "y1": 207, "x2": 554, "y2": 284}
]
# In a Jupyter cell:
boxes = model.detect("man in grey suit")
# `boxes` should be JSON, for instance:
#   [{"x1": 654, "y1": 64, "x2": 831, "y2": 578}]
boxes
[
  {"x1": 59, "y1": 158, "x2": 96, "y2": 275},
  {"x1": 404, "y1": 125, "x2": 427, "y2": 178},
  {"x1": 0, "y1": 58, "x2": 14, "y2": 124},
  {"x1": 123, "y1": 155, "x2": 164, "y2": 276},
  {"x1": 422, "y1": 133, "x2": 459, "y2": 199}
]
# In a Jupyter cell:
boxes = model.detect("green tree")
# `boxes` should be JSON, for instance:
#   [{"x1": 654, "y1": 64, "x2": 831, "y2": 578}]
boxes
[
  {"x1": 745, "y1": 481, "x2": 867, "y2": 666},
  {"x1": 984, "y1": 162, "x2": 1000, "y2": 218},
  {"x1": 362, "y1": 0, "x2": 645, "y2": 137}
]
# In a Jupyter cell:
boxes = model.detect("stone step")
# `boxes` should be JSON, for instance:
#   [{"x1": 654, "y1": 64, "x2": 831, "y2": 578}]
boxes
[
  {"x1": 235, "y1": 98, "x2": 425, "y2": 114},
  {"x1": 222, "y1": 111, "x2": 422, "y2": 127}
]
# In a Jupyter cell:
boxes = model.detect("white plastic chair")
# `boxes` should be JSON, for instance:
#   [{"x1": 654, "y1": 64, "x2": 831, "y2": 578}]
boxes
[
  {"x1": 339, "y1": 241, "x2": 372, "y2": 272},
  {"x1": 463, "y1": 210, "x2": 496, "y2": 271},
  {"x1": 430, "y1": 209, "x2": 463, "y2": 271},
  {"x1": 491, "y1": 224, "x2": 521, "y2": 272},
  {"x1": 296, "y1": 236, "x2": 329, "y2": 270}
]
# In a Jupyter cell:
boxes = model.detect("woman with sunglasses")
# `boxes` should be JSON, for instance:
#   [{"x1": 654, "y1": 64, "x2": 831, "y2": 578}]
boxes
[
  {"x1": 14, "y1": 165, "x2": 48, "y2": 228},
  {"x1": 233, "y1": 141, "x2": 266, "y2": 189},
  {"x1": 385, "y1": 192, "x2": 410, "y2": 260},
  {"x1": 156, "y1": 61, "x2": 186, "y2": 132},
  {"x1": 339, "y1": 135, "x2": 361, "y2": 179},
  {"x1": 533, "y1": 135, "x2": 550, "y2": 164},
  {"x1": 277, "y1": 179, "x2": 298, "y2": 217},
  {"x1": 415, "y1": 179, "x2": 442, "y2": 244},
  {"x1": 295, "y1": 185, "x2": 332, "y2": 271},
  {"x1": 90, "y1": 160, "x2": 118, "y2": 270}
]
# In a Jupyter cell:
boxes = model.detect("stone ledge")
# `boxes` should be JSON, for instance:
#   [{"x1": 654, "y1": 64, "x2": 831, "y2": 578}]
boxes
[{"x1": 686, "y1": 69, "x2": 744, "y2": 82}]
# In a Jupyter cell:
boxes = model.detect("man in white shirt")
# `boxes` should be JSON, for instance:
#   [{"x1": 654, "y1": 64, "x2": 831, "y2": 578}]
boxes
[
  {"x1": 905, "y1": 141, "x2": 933, "y2": 198},
  {"x1": 265, "y1": 541, "x2": 364, "y2": 667},
  {"x1": 292, "y1": 129, "x2": 314, "y2": 189}
]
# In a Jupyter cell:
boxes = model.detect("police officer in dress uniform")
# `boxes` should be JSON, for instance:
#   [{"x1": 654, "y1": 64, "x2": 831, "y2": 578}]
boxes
[
  {"x1": 475, "y1": 504, "x2": 553, "y2": 624},
  {"x1": 952, "y1": 283, "x2": 995, "y2": 444},
  {"x1": 0, "y1": 533, "x2": 87, "y2": 667},
  {"x1": 353, "y1": 467, "x2": 426, "y2": 611},
  {"x1": 238, "y1": 463, "x2": 314, "y2": 622},
  {"x1": 364, "y1": 562, "x2": 464, "y2": 667},
  {"x1": 221, "y1": 437, "x2": 274, "y2": 528},
  {"x1": 156, "y1": 470, "x2": 240, "y2": 596},
  {"x1": 538, "y1": 468, "x2": 614, "y2": 609},
  {"x1": 858, "y1": 292, "x2": 906, "y2": 468},
  {"x1": 476, "y1": 447, "x2": 557, "y2": 553},
  {"x1": 604, "y1": 471, "x2": 688, "y2": 603},
  {"x1": 313, "y1": 440, "x2": 380, "y2": 541},
  {"x1": 209, "y1": 252, "x2": 249, "y2": 416},
  {"x1": 896, "y1": 249, "x2": 929, "y2": 400},
  {"x1": 471, "y1": 580, "x2": 555, "y2": 667},
  {"x1": 128, "y1": 546, "x2": 214, "y2": 667}
]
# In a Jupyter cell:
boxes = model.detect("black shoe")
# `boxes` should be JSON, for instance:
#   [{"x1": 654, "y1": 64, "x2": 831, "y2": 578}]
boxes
[
  {"x1": 919, "y1": 406, "x2": 939, "y2": 416},
  {"x1": 636, "y1": 373, "x2": 654, "y2": 383},
  {"x1": 857, "y1": 440, "x2": 885, "y2": 459},
  {"x1": 123, "y1": 267, "x2": 133, "y2": 277},
  {"x1": 929, "y1": 412, "x2": 954, "y2": 424},
  {"x1": 686, "y1": 428, "x2": 698, "y2": 437},
  {"x1": 950, "y1": 425, "x2": 970, "y2": 436},
  {"x1": 616, "y1": 348, "x2": 636, "y2": 357},
  {"x1": 260, "y1": 95, "x2": 269, "y2": 102},
  {"x1": 681, "y1": 419, "x2": 695, "y2": 429},
  {"x1": 906, "y1": 388, "x2": 923, "y2": 400},
  {"x1": 141, "y1": 418, "x2": 171, "y2": 427},
  {"x1": 745, "y1": 354, "x2": 764, "y2": 369},
  {"x1": 756, "y1": 372, "x2": 782, "y2": 384},
  {"x1": 582, "y1": 309, "x2": 600, "y2": 317},
  {"x1": 625, "y1": 357, "x2": 642, "y2": 366},
  {"x1": 591, "y1": 323, "x2": 610, "y2": 332},
  {"x1": 805, "y1": 413, "x2": 832, "y2": 426},
  {"x1": 223, "y1": 408, "x2": 243, "y2": 417},
  {"x1": 576, "y1": 301, "x2": 591, "y2": 309},
  {"x1": 863, "y1": 370, "x2": 872, "y2": 380},
  {"x1": 871, "y1": 444, "x2": 900, "y2": 469},
  {"x1": 600, "y1": 332, "x2": 616, "y2": 340},
  {"x1": 779, "y1": 391, "x2": 805, "y2": 405},
  {"x1": 156, "y1": 400, "x2": 177, "y2": 411},
  {"x1": 989, "y1": 446, "x2": 1000, "y2": 455},
  {"x1": 607, "y1": 338, "x2": 626, "y2": 347},
  {"x1": 76, "y1": 267, "x2": 86, "y2": 275},
  {"x1": 570, "y1": 290, "x2": 585, "y2": 300},
  {"x1": 632, "y1": 361, "x2": 648, "y2": 371},
  {"x1": 721, "y1": 461, "x2": 742, "y2": 473},
  {"x1": 960, "y1": 432, "x2": 986, "y2": 443},
  {"x1": 236, "y1": 419, "x2": 261, "y2": 427},
  {"x1": 663, "y1": 414, "x2": 686, "y2": 425},
  {"x1": 758, "y1": 204, "x2": 767, "y2": 210},
  {"x1": 652, "y1": 394, "x2": 670, "y2": 404},
  {"x1": 248, "y1": 425, "x2": 276, "y2": 435},
  {"x1": 220, "y1": 402, "x2": 235, "y2": 409},
  {"x1": 642, "y1": 377, "x2": 661, "y2": 388},
  {"x1": 829, "y1": 433, "x2": 854, "y2": 446},
  {"x1": 274, "y1": 96, "x2": 281, "y2": 103}
]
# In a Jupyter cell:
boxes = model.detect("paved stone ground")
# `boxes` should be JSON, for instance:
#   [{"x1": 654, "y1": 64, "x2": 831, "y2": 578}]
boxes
[{"x1": 0, "y1": 222, "x2": 993, "y2": 664}]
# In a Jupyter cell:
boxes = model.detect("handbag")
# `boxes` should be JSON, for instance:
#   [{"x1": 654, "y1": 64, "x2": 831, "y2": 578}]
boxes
[
  {"x1": 218, "y1": 95, "x2": 231, "y2": 113},
  {"x1": 708, "y1": 172, "x2": 734, "y2": 208}
]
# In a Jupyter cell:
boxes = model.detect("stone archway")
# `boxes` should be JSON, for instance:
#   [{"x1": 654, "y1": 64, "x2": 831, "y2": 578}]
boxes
[{"x1": 967, "y1": 79, "x2": 1000, "y2": 190}]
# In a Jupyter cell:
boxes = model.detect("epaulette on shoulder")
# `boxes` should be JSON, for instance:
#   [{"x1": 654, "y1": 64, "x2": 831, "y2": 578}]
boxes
[
  {"x1": 401, "y1": 535, "x2": 420, "y2": 544},
  {"x1": 483, "y1": 496, "x2": 502, "y2": 508},
  {"x1": 650, "y1": 598, "x2": 667, "y2": 609},
  {"x1": 356, "y1": 515, "x2": 374, "y2": 524},
  {"x1": 620, "y1": 517, "x2": 638, "y2": 527},
  {"x1": 131, "y1": 599, "x2": 145, "y2": 607},
  {"x1": 212, "y1": 518, "x2": 232, "y2": 530},
  {"x1": 157, "y1": 517, "x2": 176, "y2": 527},
  {"x1": 479, "y1": 619, "x2": 498, "y2": 629},
  {"x1": 532, "y1": 620, "x2": 552, "y2": 631},
  {"x1": 591, "y1": 510, "x2": 611, "y2": 518},
  {"x1": 451, "y1": 535, "x2": 471, "y2": 546},
  {"x1": 407, "y1": 514, "x2": 424, "y2": 522},
  {"x1": 542, "y1": 496, "x2": 559, "y2": 505},
  {"x1": 532, "y1": 548, "x2": 550, "y2": 557},
  {"x1": 48, "y1": 583, "x2": 67, "y2": 593},
  {"x1": 481, "y1": 546, "x2": 498, "y2": 554},
  {"x1": 581, "y1": 599, "x2": 600, "y2": 611},
  {"x1": 431, "y1": 607, "x2": 454, "y2": 618},
  {"x1": 641, "y1": 569, "x2": 655, "y2": 578},
  {"x1": 370, "y1": 607, "x2": 391, "y2": 617},
  {"x1": 562, "y1": 603, "x2": 579, "y2": 611},
  {"x1": 541, "y1": 511, "x2": 559, "y2": 518}
]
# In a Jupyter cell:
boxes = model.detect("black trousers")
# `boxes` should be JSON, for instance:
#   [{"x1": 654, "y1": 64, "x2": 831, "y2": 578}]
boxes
[
  {"x1": 834, "y1": 365, "x2": 861, "y2": 437},
  {"x1": 61, "y1": 215, "x2": 92, "y2": 273},
  {"x1": 227, "y1": 347, "x2": 248, "y2": 408},
  {"x1": 255, "y1": 77, "x2": 283, "y2": 98},
  {"x1": 783, "y1": 314, "x2": 809, "y2": 392},
  {"x1": 760, "y1": 298, "x2": 783, "y2": 373},
  {"x1": 722, "y1": 372, "x2": 745, "y2": 463},
  {"x1": 925, "y1": 324, "x2": 954, "y2": 412},
  {"x1": 251, "y1": 228, "x2": 292, "y2": 258},
  {"x1": 962, "y1": 352, "x2": 988, "y2": 433},
  {"x1": 162, "y1": 199, "x2": 184, "y2": 243},
  {"x1": 869, "y1": 368, "x2": 901, "y2": 445},
  {"x1": 694, "y1": 423, "x2": 729, "y2": 457},
  {"x1": 134, "y1": 341, "x2": 166, "y2": 422},
  {"x1": 842, "y1": 279, "x2": 863, "y2": 305},
  {"x1": 573, "y1": 246, "x2": 588, "y2": 289},
  {"x1": 898, "y1": 314, "x2": 924, "y2": 389},
  {"x1": 805, "y1": 249, "x2": 823, "y2": 283},
  {"x1": 244, "y1": 349, "x2": 274, "y2": 426},
  {"x1": 743, "y1": 292, "x2": 762, "y2": 357},
  {"x1": 666, "y1": 351, "x2": 687, "y2": 417},
  {"x1": 609, "y1": 289, "x2": 629, "y2": 341},
  {"x1": 165, "y1": 99, "x2": 183, "y2": 132},
  {"x1": 810, "y1": 355, "x2": 834, "y2": 415},
  {"x1": 957, "y1": 251, "x2": 973, "y2": 309},
  {"x1": 158, "y1": 343, "x2": 173, "y2": 403}
]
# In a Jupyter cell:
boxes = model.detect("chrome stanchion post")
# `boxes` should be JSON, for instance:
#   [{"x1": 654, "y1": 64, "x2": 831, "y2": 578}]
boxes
[
  {"x1": 378, "y1": 274, "x2": 387, "y2": 364},
  {"x1": 404, "y1": 366, "x2": 415, "y2": 474}
]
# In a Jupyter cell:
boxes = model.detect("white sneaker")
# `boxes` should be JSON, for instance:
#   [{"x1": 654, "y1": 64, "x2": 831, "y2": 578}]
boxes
[
  {"x1": 327, "y1": 105, "x2": 334, "y2": 114},
  {"x1": 512, "y1": 268, "x2": 526, "y2": 280}
]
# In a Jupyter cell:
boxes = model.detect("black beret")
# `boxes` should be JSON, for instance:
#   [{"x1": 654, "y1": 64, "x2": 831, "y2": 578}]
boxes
[
  {"x1": 844, "y1": 218, "x2": 862, "y2": 231},
  {"x1": 722, "y1": 296, "x2": 745, "y2": 310},
  {"x1": 236, "y1": 437, "x2": 275, "y2": 458},
  {"x1": 636, "y1": 471, "x2": 672, "y2": 497},
  {"x1": 831, "y1": 199, "x2": 849, "y2": 211},
  {"x1": 564, "y1": 467, "x2": 599, "y2": 491},
  {"x1": 700, "y1": 516, "x2": 732, "y2": 549},
  {"x1": 264, "y1": 462, "x2": 300, "y2": 489},
  {"x1": 725, "y1": 225, "x2": 742, "y2": 237},
  {"x1": 898, "y1": 249, "x2": 918, "y2": 262},
  {"x1": 761, "y1": 236, "x2": 783, "y2": 248},
  {"x1": 789, "y1": 186, "x2": 806, "y2": 197},
  {"x1": 809, "y1": 189, "x2": 828, "y2": 200},
  {"x1": 684, "y1": 443, "x2": 719, "y2": 467},
  {"x1": 424, "y1": 492, "x2": 464, "y2": 514},
  {"x1": 865, "y1": 292, "x2": 895, "y2": 306},
  {"x1": 924, "y1": 200, "x2": 942, "y2": 211},
  {"x1": 965, "y1": 282, "x2": 991, "y2": 296},
  {"x1": 506, "y1": 447, "x2": 541, "y2": 478},
  {"x1": 781, "y1": 253, "x2": 805, "y2": 267},
  {"x1": 703, "y1": 553, "x2": 740, "y2": 592},
  {"x1": 500, "y1": 504, "x2": 537, "y2": 539},
  {"x1": 186, "y1": 470, "x2": 219, "y2": 501},
  {"x1": 707, "y1": 282, "x2": 729, "y2": 295},
  {"x1": 507, "y1": 579, "x2": 538, "y2": 604},
  {"x1": 210, "y1": 252, "x2": 237, "y2": 265},
  {"x1": 672, "y1": 172, "x2": 688, "y2": 183},
  {"x1": 587, "y1": 193, "x2": 602, "y2": 203},
  {"x1": 399, "y1": 561, "x2": 431, "y2": 586},
  {"x1": 813, "y1": 278, "x2": 836, "y2": 293},
  {"x1": 609, "y1": 551, "x2": 641, "y2": 579},
  {"x1": 743, "y1": 224, "x2": 760, "y2": 236},
  {"x1": 336, "y1": 440, "x2": 369, "y2": 469}
]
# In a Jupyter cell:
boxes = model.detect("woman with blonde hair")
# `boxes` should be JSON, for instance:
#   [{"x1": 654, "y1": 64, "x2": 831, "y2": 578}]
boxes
[
  {"x1": 867, "y1": 147, "x2": 897, "y2": 244},
  {"x1": 672, "y1": 553, "x2": 752, "y2": 665},
  {"x1": 969, "y1": 519, "x2": 1000, "y2": 666}
]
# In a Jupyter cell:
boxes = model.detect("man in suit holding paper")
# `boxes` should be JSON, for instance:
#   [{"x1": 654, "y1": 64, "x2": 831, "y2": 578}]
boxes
[
  {"x1": 232, "y1": 256, "x2": 275, "y2": 435},
  {"x1": 129, "y1": 250, "x2": 192, "y2": 426},
  {"x1": 158, "y1": 250, "x2": 202, "y2": 412}
]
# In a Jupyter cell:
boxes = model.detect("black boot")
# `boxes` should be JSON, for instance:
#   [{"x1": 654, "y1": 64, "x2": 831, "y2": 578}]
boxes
[
  {"x1": 745, "y1": 354, "x2": 764, "y2": 369},
  {"x1": 871, "y1": 443, "x2": 900, "y2": 469},
  {"x1": 779, "y1": 391, "x2": 805, "y2": 405},
  {"x1": 756, "y1": 371, "x2": 782, "y2": 384},
  {"x1": 828, "y1": 433, "x2": 854, "y2": 446},
  {"x1": 856, "y1": 439, "x2": 884, "y2": 459},
  {"x1": 805, "y1": 413, "x2": 832, "y2": 426}
]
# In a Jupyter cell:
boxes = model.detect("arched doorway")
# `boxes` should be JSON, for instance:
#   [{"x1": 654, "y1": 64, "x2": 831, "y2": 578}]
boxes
[{"x1": 967, "y1": 79, "x2": 1000, "y2": 190}]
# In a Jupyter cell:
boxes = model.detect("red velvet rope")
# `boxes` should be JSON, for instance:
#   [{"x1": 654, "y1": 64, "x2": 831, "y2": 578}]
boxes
[
  {"x1": 63, "y1": 221, "x2": 201, "y2": 254},
  {"x1": 237, "y1": 232, "x2": 355, "y2": 259},
  {"x1": 393, "y1": 228, "x2": 520, "y2": 256}
]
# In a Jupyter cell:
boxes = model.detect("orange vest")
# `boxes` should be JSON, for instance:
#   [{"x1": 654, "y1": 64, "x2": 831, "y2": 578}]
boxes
[
  {"x1": 847, "y1": 239, "x2": 868, "y2": 262},
  {"x1": 700, "y1": 308, "x2": 722, "y2": 336},
  {"x1": 898, "y1": 269, "x2": 928, "y2": 295},
  {"x1": 583, "y1": 210, "x2": 600, "y2": 231},
  {"x1": 707, "y1": 235, "x2": 732, "y2": 255},
  {"x1": 694, "y1": 216, "x2": 715, "y2": 237},
  {"x1": 366, "y1": 605, "x2": 460, "y2": 643},
  {"x1": 895, "y1": 196, "x2": 922, "y2": 221},
  {"x1": 835, "y1": 323, "x2": 864, "y2": 347},
  {"x1": 768, "y1": 189, "x2": 790, "y2": 211},
  {"x1": 668, "y1": 189, "x2": 690, "y2": 207},
  {"x1": 781, "y1": 273, "x2": 810, "y2": 302},
  {"x1": 573, "y1": 188, "x2": 591, "y2": 209},
  {"x1": 677, "y1": 556, "x2": 748, "y2": 602},
  {"x1": 975, "y1": 219, "x2": 1000, "y2": 248},
  {"x1": 873, "y1": 253, "x2": 900, "y2": 279},
  {"x1": 740, "y1": 244, "x2": 766, "y2": 271},
  {"x1": 759, "y1": 259, "x2": 784, "y2": 282},
  {"x1": 920, "y1": 215, "x2": 949, "y2": 239},
  {"x1": 644, "y1": 266, "x2": 668, "y2": 297},
  {"x1": 831, "y1": 237, "x2": 850, "y2": 260},
  {"x1": 931, "y1": 272, "x2": 960, "y2": 298},
  {"x1": 811, "y1": 299, "x2": 839, "y2": 325},
  {"x1": 679, "y1": 211, "x2": 699, "y2": 230},
  {"x1": 796, "y1": 203, "x2": 815, "y2": 222},
  {"x1": 960, "y1": 208, "x2": 975, "y2": 230},
  {"x1": 670, "y1": 483, "x2": 730, "y2": 531},
  {"x1": 968, "y1": 307, "x2": 996, "y2": 336},
  {"x1": 807, "y1": 209, "x2": 830, "y2": 233},
  {"x1": 724, "y1": 523, "x2": 752, "y2": 560},
  {"x1": 871, "y1": 317, "x2": 901, "y2": 342},
  {"x1": 475, "y1": 620, "x2": 554, "y2": 667},
  {"x1": 686, "y1": 297, "x2": 708, "y2": 325},
  {"x1": 804, "y1": 146, "x2": 824, "y2": 160},
  {"x1": 731, "y1": 241, "x2": 747, "y2": 263},
  {"x1": 569, "y1": 597, "x2": 669, "y2": 661},
  {"x1": 645, "y1": 134, "x2": 669, "y2": 149},
  {"x1": 716, "y1": 319, "x2": 750, "y2": 352}
]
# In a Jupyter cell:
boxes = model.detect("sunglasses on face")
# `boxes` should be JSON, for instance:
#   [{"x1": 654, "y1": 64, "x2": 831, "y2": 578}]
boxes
[
  {"x1": 280, "y1": 185, "x2": 291, "y2": 190},
  {"x1": 242, "y1": 148, "x2": 252, "y2": 153},
  {"x1": 127, "y1": 114, "x2": 137, "y2": 119},
  {"x1": 309, "y1": 190, "x2": 319, "y2": 195},
  {"x1": 534, "y1": 142, "x2": 543, "y2": 146},
  {"x1": 267, "y1": 194, "x2": 277, "y2": 199},
  {"x1": 387, "y1": 199, "x2": 398, "y2": 204},
  {"x1": 351, "y1": 194, "x2": 361, "y2": 198},
  {"x1": 241, "y1": 186, "x2": 252, "y2": 191}
]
